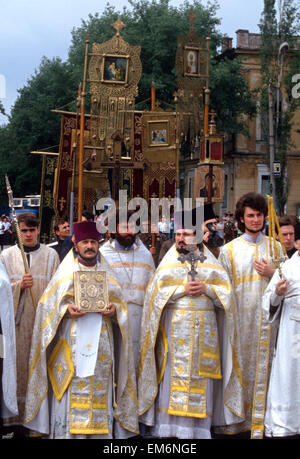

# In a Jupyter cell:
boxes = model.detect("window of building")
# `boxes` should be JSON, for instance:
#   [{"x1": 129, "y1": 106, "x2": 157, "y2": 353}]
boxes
[{"x1": 257, "y1": 163, "x2": 270, "y2": 198}]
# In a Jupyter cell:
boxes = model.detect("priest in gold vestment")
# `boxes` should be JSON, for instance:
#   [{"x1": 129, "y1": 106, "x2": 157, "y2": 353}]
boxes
[
  {"x1": 24, "y1": 221, "x2": 138, "y2": 438},
  {"x1": 138, "y1": 210, "x2": 244, "y2": 439},
  {"x1": 217, "y1": 193, "x2": 282, "y2": 438},
  {"x1": 0, "y1": 213, "x2": 59, "y2": 431}
]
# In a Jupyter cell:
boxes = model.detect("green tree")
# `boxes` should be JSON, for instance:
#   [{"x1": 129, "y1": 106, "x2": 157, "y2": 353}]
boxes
[
  {"x1": 68, "y1": 0, "x2": 223, "y2": 109},
  {"x1": 210, "y1": 57, "x2": 257, "y2": 137},
  {"x1": 0, "y1": 101, "x2": 6, "y2": 117},
  {"x1": 0, "y1": 57, "x2": 77, "y2": 203},
  {"x1": 0, "y1": 0, "x2": 259, "y2": 202},
  {"x1": 68, "y1": 0, "x2": 255, "y2": 129},
  {"x1": 258, "y1": 0, "x2": 300, "y2": 213}
]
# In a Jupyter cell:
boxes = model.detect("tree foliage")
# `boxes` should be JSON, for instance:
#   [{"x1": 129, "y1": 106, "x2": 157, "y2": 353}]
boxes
[
  {"x1": 0, "y1": 101, "x2": 6, "y2": 117},
  {"x1": 0, "y1": 57, "x2": 77, "y2": 203},
  {"x1": 0, "y1": 0, "x2": 258, "y2": 202},
  {"x1": 210, "y1": 57, "x2": 257, "y2": 137},
  {"x1": 68, "y1": 0, "x2": 224, "y2": 108},
  {"x1": 258, "y1": 0, "x2": 300, "y2": 213}
]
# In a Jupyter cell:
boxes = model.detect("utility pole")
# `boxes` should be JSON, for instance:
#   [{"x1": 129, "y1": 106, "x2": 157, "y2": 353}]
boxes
[{"x1": 268, "y1": 80, "x2": 276, "y2": 206}]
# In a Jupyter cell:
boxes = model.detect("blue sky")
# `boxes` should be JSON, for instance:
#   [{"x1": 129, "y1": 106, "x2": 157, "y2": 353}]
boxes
[{"x1": 0, "y1": 0, "x2": 264, "y2": 123}]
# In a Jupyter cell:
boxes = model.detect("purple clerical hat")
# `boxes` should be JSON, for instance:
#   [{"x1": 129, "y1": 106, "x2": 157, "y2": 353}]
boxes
[{"x1": 73, "y1": 221, "x2": 100, "y2": 243}]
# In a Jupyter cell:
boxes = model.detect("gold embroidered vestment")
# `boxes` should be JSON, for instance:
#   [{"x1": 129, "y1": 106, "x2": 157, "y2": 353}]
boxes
[{"x1": 138, "y1": 245, "x2": 244, "y2": 424}]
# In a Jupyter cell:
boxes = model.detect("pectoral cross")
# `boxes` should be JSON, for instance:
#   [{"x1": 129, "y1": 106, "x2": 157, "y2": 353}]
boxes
[{"x1": 178, "y1": 244, "x2": 206, "y2": 281}]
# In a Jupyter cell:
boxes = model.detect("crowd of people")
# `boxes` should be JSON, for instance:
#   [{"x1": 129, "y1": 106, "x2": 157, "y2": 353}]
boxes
[
  {"x1": 0, "y1": 215, "x2": 13, "y2": 251},
  {"x1": 1, "y1": 191, "x2": 300, "y2": 440}
]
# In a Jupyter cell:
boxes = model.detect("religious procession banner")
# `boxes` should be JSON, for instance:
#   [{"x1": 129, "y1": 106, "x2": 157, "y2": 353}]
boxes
[
  {"x1": 39, "y1": 154, "x2": 58, "y2": 244},
  {"x1": 55, "y1": 113, "x2": 90, "y2": 220}
]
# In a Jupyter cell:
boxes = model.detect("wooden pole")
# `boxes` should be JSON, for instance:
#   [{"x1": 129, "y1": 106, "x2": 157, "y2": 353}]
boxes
[
  {"x1": 78, "y1": 33, "x2": 90, "y2": 222},
  {"x1": 204, "y1": 89, "x2": 210, "y2": 136},
  {"x1": 5, "y1": 175, "x2": 36, "y2": 309},
  {"x1": 268, "y1": 81, "x2": 276, "y2": 206},
  {"x1": 151, "y1": 81, "x2": 155, "y2": 111},
  {"x1": 204, "y1": 37, "x2": 211, "y2": 137}
]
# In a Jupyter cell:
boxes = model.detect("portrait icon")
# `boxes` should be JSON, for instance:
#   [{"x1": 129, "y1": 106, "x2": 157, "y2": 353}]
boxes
[
  {"x1": 102, "y1": 55, "x2": 129, "y2": 84},
  {"x1": 148, "y1": 120, "x2": 170, "y2": 147},
  {"x1": 184, "y1": 47, "x2": 200, "y2": 77},
  {"x1": 151, "y1": 129, "x2": 167, "y2": 144},
  {"x1": 194, "y1": 166, "x2": 225, "y2": 203}
]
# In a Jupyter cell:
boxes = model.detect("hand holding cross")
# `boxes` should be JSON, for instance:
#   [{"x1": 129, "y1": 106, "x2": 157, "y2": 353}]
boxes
[{"x1": 178, "y1": 244, "x2": 206, "y2": 281}]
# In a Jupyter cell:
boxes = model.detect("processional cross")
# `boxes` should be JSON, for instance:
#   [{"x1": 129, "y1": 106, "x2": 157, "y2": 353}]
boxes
[
  {"x1": 111, "y1": 17, "x2": 126, "y2": 36},
  {"x1": 178, "y1": 244, "x2": 206, "y2": 281},
  {"x1": 273, "y1": 255, "x2": 288, "y2": 279}
]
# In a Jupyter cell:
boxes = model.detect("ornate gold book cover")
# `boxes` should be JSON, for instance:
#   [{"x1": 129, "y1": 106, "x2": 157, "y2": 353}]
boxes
[{"x1": 74, "y1": 271, "x2": 108, "y2": 312}]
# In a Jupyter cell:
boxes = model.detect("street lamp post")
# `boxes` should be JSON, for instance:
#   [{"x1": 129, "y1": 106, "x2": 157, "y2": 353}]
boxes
[
  {"x1": 268, "y1": 41, "x2": 289, "y2": 210},
  {"x1": 276, "y1": 42, "x2": 289, "y2": 137},
  {"x1": 268, "y1": 80, "x2": 276, "y2": 203},
  {"x1": 275, "y1": 41, "x2": 289, "y2": 210}
]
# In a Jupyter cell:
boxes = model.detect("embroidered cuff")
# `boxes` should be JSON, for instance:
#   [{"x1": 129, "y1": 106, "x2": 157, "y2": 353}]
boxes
[{"x1": 171, "y1": 285, "x2": 186, "y2": 300}]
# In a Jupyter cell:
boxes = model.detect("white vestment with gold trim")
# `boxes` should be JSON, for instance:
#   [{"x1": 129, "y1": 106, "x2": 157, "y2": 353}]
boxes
[
  {"x1": 24, "y1": 249, "x2": 138, "y2": 438},
  {"x1": 263, "y1": 251, "x2": 300, "y2": 437},
  {"x1": 218, "y1": 233, "x2": 282, "y2": 437},
  {"x1": 100, "y1": 238, "x2": 155, "y2": 371},
  {"x1": 0, "y1": 259, "x2": 18, "y2": 419},
  {"x1": 0, "y1": 244, "x2": 59, "y2": 424},
  {"x1": 138, "y1": 244, "x2": 244, "y2": 439}
]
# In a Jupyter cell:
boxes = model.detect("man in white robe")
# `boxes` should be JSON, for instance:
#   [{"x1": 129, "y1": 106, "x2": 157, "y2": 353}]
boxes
[
  {"x1": 263, "y1": 222, "x2": 300, "y2": 437},
  {"x1": 0, "y1": 212, "x2": 59, "y2": 434},
  {"x1": 138, "y1": 210, "x2": 244, "y2": 439},
  {"x1": 0, "y1": 259, "x2": 18, "y2": 434},
  {"x1": 24, "y1": 221, "x2": 138, "y2": 439},
  {"x1": 216, "y1": 193, "x2": 283, "y2": 438},
  {"x1": 100, "y1": 210, "x2": 155, "y2": 371}
]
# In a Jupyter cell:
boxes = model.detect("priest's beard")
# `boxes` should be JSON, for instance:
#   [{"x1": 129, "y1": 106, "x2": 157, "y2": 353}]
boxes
[
  {"x1": 115, "y1": 232, "x2": 136, "y2": 249},
  {"x1": 176, "y1": 246, "x2": 189, "y2": 255}
]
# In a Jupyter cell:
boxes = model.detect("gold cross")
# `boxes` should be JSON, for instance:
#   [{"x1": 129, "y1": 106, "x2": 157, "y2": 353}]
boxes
[
  {"x1": 56, "y1": 363, "x2": 64, "y2": 375},
  {"x1": 178, "y1": 309, "x2": 186, "y2": 317},
  {"x1": 189, "y1": 300, "x2": 195, "y2": 307},
  {"x1": 98, "y1": 353, "x2": 107, "y2": 363},
  {"x1": 176, "y1": 365, "x2": 184, "y2": 375},
  {"x1": 77, "y1": 381, "x2": 87, "y2": 391},
  {"x1": 255, "y1": 394, "x2": 264, "y2": 403},
  {"x1": 96, "y1": 381, "x2": 103, "y2": 391},
  {"x1": 59, "y1": 196, "x2": 66, "y2": 211},
  {"x1": 111, "y1": 17, "x2": 126, "y2": 36},
  {"x1": 177, "y1": 338, "x2": 186, "y2": 347},
  {"x1": 85, "y1": 343, "x2": 93, "y2": 352},
  {"x1": 187, "y1": 10, "x2": 196, "y2": 30}
]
